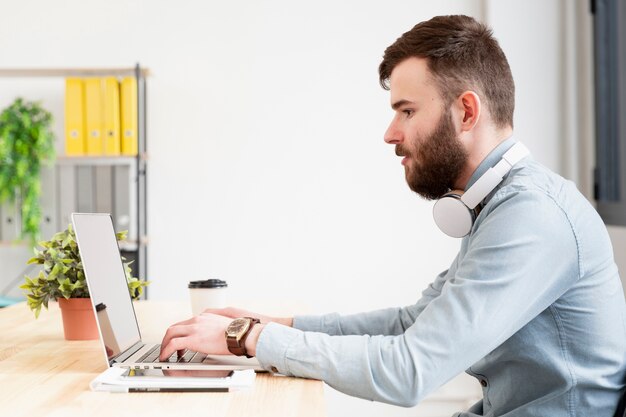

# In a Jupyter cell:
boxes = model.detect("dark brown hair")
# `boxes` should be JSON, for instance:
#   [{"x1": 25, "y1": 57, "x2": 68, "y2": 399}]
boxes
[{"x1": 379, "y1": 15, "x2": 515, "y2": 129}]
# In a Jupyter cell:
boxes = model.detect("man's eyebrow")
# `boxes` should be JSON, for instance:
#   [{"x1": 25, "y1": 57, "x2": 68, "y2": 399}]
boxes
[{"x1": 391, "y1": 99, "x2": 415, "y2": 110}]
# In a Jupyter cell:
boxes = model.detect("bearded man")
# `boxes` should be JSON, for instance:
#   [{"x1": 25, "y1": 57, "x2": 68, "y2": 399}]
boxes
[{"x1": 160, "y1": 15, "x2": 626, "y2": 417}]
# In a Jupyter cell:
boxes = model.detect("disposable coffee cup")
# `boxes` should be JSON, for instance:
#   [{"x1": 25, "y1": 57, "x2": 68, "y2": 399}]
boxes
[{"x1": 188, "y1": 279, "x2": 228, "y2": 316}]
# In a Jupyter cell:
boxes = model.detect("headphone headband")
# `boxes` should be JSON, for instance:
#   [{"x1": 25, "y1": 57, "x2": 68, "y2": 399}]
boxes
[
  {"x1": 433, "y1": 142, "x2": 530, "y2": 238},
  {"x1": 460, "y1": 142, "x2": 530, "y2": 209}
]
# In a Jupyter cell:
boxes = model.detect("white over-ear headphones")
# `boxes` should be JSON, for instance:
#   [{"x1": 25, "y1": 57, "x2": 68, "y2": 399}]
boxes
[{"x1": 432, "y1": 142, "x2": 530, "y2": 238}]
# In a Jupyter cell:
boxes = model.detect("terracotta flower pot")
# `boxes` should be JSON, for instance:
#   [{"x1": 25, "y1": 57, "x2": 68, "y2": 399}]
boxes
[{"x1": 58, "y1": 298, "x2": 99, "y2": 340}]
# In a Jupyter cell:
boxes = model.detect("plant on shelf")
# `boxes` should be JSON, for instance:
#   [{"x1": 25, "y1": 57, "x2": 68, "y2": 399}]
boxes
[
  {"x1": 20, "y1": 224, "x2": 149, "y2": 318},
  {"x1": 0, "y1": 98, "x2": 56, "y2": 244}
]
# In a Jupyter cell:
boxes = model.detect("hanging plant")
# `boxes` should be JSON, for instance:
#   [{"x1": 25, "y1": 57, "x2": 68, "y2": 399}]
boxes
[{"x1": 0, "y1": 98, "x2": 56, "y2": 243}]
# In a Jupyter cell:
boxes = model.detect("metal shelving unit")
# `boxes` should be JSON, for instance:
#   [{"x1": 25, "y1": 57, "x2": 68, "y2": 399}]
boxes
[{"x1": 0, "y1": 64, "x2": 149, "y2": 296}]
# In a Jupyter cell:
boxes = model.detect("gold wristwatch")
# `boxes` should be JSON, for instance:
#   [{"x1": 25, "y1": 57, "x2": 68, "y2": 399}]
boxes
[{"x1": 225, "y1": 317, "x2": 260, "y2": 357}]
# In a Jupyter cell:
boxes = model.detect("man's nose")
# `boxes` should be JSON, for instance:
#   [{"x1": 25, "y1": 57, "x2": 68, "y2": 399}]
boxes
[{"x1": 384, "y1": 122, "x2": 402, "y2": 144}]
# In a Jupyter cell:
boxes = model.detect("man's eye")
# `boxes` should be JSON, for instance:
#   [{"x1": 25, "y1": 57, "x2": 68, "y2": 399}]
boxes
[{"x1": 403, "y1": 109, "x2": 414, "y2": 117}]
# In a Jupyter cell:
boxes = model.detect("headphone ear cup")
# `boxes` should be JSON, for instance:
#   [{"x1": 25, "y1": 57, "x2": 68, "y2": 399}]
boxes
[{"x1": 433, "y1": 193, "x2": 476, "y2": 238}]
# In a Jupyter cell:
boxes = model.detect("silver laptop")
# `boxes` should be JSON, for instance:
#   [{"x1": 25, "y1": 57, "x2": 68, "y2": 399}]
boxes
[{"x1": 72, "y1": 212, "x2": 261, "y2": 371}]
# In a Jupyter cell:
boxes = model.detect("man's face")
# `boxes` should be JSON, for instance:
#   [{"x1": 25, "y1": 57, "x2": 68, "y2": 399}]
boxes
[{"x1": 384, "y1": 57, "x2": 468, "y2": 200}]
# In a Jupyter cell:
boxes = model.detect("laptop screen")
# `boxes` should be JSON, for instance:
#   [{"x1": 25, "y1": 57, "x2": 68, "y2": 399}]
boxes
[{"x1": 72, "y1": 213, "x2": 141, "y2": 363}]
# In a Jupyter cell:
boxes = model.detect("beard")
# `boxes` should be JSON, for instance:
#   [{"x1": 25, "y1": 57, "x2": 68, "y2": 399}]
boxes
[{"x1": 396, "y1": 107, "x2": 468, "y2": 200}]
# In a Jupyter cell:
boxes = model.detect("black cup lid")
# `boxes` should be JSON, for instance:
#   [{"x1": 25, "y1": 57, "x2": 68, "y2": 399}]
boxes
[{"x1": 188, "y1": 279, "x2": 228, "y2": 289}]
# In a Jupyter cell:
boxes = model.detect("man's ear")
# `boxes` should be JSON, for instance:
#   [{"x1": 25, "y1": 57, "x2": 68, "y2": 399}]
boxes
[{"x1": 454, "y1": 91, "x2": 481, "y2": 132}]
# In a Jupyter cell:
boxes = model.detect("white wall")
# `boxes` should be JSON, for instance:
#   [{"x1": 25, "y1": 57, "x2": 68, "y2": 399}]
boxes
[
  {"x1": 485, "y1": 0, "x2": 562, "y2": 172},
  {"x1": 0, "y1": 1, "x2": 584, "y2": 416},
  {"x1": 143, "y1": 0, "x2": 474, "y2": 314}
]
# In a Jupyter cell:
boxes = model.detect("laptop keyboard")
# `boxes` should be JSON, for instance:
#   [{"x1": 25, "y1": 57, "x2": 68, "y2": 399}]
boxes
[{"x1": 137, "y1": 344, "x2": 208, "y2": 364}]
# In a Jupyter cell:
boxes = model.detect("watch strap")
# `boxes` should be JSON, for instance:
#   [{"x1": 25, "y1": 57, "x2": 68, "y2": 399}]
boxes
[{"x1": 226, "y1": 317, "x2": 260, "y2": 358}]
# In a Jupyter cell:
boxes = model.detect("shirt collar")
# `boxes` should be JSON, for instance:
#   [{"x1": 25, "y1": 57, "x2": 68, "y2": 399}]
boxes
[{"x1": 464, "y1": 136, "x2": 517, "y2": 191}]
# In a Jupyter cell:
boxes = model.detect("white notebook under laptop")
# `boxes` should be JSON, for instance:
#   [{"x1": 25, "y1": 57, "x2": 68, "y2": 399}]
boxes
[{"x1": 72, "y1": 212, "x2": 261, "y2": 371}]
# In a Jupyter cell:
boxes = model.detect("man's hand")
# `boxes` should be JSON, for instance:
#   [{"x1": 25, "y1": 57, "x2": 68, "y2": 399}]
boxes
[
  {"x1": 159, "y1": 313, "x2": 233, "y2": 361},
  {"x1": 203, "y1": 306, "x2": 293, "y2": 327}
]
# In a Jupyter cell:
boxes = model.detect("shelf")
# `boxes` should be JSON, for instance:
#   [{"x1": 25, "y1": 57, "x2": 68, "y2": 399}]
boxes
[
  {"x1": 55, "y1": 155, "x2": 139, "y2": 167},
  {"x1": 0, "y1": 63, "x2": 149, "y2": 293},
  {"x1": 0, "y1": 241, "x2": 29, "y2": 248},
  {"x1": 118, "y1": 240, "x2": 142, "y2": 251},
  {"x1": 0, "y1": 238, "x2": 147, "y2": 250},
  {"x1": 0, "y1": 67, "x2": 151, "y2": 78}
]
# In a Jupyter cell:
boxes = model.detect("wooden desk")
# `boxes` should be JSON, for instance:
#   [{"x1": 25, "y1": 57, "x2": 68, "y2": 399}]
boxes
[{"x1": 0, "y1": 301, "x2": 326, "y2": 417}]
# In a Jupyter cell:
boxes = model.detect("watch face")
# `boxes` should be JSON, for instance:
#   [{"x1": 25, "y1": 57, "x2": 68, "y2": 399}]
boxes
[{"x1": 226, "y1": 318, "x2": 250, "y2": 338}]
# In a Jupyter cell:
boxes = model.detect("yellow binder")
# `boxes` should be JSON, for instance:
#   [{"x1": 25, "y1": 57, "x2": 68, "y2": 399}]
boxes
[
  {"x1": 103, "y1": 77, "x2": 121, "y2": 155},
  {"x1": 64, "y1": 78, "x2": 85, "y2": 156},
  {"x1": 120, "y1": 77, "x2": 138, "y2": 156},
  {"x1": 84, "y1": 78, "x2": 104, "y2": 155}
]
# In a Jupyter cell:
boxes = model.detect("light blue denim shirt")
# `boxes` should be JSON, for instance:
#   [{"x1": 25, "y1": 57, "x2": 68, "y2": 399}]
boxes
[{"x1": 256, "y1": 138, "x2": 626, "y2": 416}]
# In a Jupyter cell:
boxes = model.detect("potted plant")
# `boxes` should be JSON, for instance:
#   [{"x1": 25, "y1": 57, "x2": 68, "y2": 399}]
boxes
[
  {"x1": 20, "y1": 224, "x2": 149, "y2": 340},
  {"x1": 0, "y1": 98, "x2": 56, "y2": 244}
]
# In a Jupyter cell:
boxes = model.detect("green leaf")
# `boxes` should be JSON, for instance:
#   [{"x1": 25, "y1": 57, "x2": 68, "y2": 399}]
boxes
[
  {"x1": 27, "y1": 256, "x2": 42, "y2": 264},
  {"x1": 22, "y1": 276, "x2": 34, "y2": 287},
  {"x1": 47, "y1": 263, "x2": 61, "y2": 280},
  {"x1": 26, "y1": 294, "x2": 40, "y2": 304},
  {"x1": 61, "y1": 234, "x2": 72, "y2": 248}
]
